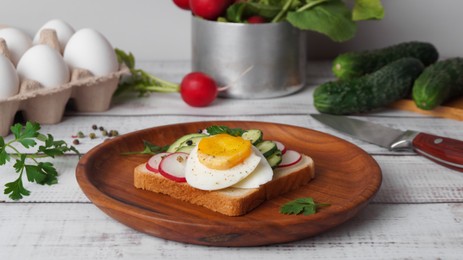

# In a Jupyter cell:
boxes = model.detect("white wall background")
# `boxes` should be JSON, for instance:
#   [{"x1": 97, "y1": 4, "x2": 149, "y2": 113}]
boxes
[{"x1": 1, "y1": 0, "x2": 462, "y2": 61}]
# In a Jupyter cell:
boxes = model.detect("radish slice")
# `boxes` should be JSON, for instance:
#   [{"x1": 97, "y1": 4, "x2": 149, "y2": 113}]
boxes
[
  {"x1": 278, "y1": 150, "x2": 302, "y2": 168},
  {"x1": 273, "y1": 141, "x2": 287, "y2": 155},
  {"x1": 145, "y1": 152, "x2": 171, "y2": 173},
  {"x1": 159, "y1": 152, "x2": 189, "y2": 182}
]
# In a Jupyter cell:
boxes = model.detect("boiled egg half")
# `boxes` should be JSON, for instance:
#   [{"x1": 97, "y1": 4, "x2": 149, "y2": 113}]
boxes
[{"x1": 185, "y1": 134, "x2": 273, "y2": 190}]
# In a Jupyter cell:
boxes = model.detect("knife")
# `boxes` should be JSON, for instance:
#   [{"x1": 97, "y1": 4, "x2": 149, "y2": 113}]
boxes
[{"x1": 310, "y1": 113, "x2": 463, "y2": 172}]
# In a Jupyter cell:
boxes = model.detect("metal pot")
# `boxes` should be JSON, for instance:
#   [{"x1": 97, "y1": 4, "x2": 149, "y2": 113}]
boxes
[{"x1": 192, "y1": 17, "x2": 306, "y2": 99}]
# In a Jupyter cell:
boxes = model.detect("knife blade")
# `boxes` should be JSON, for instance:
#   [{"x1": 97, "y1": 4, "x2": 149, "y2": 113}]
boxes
[{"x1": 310, "y1": 113, "x2": 463, "y2": 172}]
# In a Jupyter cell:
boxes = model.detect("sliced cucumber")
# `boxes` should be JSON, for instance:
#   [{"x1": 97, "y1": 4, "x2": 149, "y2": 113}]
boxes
[
  {"x1": 241, "y1": 129, "x2": 263, "y2": 145},
  {"x1": 267, "y1": 150, "x2": 283, "y2": 168},
  {"x1": 176, "y1": 145, "x2": 195, "y2": 154},
  {"x1": 167, "y1": 133, "x2": 207, "y2": 152},
  {"x1": 255, "y1": 140, "x2": 277, "y2": 158}
]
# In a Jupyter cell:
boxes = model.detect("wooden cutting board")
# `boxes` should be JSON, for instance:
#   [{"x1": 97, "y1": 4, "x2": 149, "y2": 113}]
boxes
[{"x1": 391, "y1": 97, "x2": 463, "y2": 121}]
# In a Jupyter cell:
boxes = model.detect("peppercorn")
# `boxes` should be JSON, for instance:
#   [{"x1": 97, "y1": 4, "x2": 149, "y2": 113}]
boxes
[
  {"x1": 77, "y1": 131, "x2": 85, "y2": 138},
  {"x1": 92, "y1": 124, "x2": 98, "y2": 130},
  {"x1": 101, "y1": 130, "x2": 108, "y2": 137},
  {"x1": 73, "y1": 139, "x2": 80, "y2": 145},
  {"x1": 89, "y1": 133, "x2": 96, "y2": 139},
  {"x1": 99, "y1": 126, "x2": 105, "y2": 131},
  {"x1": 186, "y1": 140, "x2": 193, "y2": 146},
  {"x1": 110, "y1": 130, "x2": 119, "y2": 137}
]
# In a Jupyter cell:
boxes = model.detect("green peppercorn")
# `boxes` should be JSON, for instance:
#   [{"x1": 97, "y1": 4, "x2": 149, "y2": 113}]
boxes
[
  {"x1": 77, "y1": 131, "x2": 85, "y2": 138},
  {"x1": 101, "y1": 130, "x2": 108, "y2": 137},
  {"x1": 110, "y1": 130, "x2": 119, "y2": 137},
  {"x1": 89, "y1": 133, "x2": 96, "y2": 139}
]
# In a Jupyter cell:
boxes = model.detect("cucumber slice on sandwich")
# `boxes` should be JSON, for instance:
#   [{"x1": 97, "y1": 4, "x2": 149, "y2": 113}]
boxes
[{"x1": 241, "y1": 129, "x2": 263, "y2": 145}]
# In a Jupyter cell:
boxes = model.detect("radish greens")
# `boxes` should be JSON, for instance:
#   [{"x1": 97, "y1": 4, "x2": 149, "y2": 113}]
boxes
[{"x1": 224, "y1": 0, "x2": 384, "y2": 42}]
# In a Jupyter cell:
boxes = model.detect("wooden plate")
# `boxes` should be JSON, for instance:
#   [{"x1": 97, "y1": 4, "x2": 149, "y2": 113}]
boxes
[{"x1": 76, "y1": 121, "x2": 382, "y2": 246}]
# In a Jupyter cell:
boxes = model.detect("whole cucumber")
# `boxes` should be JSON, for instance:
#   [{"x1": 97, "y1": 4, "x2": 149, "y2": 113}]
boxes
[
  {"x1": 314, "y1": 58, "x2": 424, "y2": 115},
  {"x1": 332, "y1": 41, "x2": 438, "y2": 80},
  {"x1": 412, "y1": 58, "x2": 463, "y2": 110}
]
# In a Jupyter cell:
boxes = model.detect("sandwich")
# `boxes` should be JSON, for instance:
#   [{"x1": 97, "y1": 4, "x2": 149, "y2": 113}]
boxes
[{"x1": 134, "y1": 126, "x2": 315, "y2": 216}]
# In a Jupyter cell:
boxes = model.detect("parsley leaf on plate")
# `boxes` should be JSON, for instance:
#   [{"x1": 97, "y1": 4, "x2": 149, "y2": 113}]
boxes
[{"x1": 280, "y1": 197, "x2": 330, "y2": 216}]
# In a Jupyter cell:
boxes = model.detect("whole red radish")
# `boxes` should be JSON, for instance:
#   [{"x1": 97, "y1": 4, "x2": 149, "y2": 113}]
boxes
[
  {"x1": 190, "y1": 0, "x2": 233, "y2": 20},
  {"x1": 173, "y1": 0, "x2": 190, "y2": 10},
  {"x1": 180, "y1": 72, "x2": 218, "y2": 107}
]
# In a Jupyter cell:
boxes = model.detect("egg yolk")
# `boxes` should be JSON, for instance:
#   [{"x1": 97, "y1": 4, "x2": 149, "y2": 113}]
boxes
[{"x1": 197, "y1": 134, "x2": 252, "y2": 170}]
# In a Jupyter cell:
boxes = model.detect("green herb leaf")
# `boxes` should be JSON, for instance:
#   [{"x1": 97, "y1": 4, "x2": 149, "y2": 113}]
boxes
[
  {"x1": 280, "y1": 197, "x2": 330, "y2": 216},
  {"x1": 205, "y1": 126, "x2": 245, "y2": 136},
  {"x1": 4, "y1": 176, "x2": 30, "y2": 200},
  {"x1": 352, "y1": 0, "x2": 385, "y2": 21},
  {"x1": 25, "y1": 164, "x2": 47, "y2": 184},
  {"x1": 36, "y1": 162, "x2": 59, "y2": 185},
  {"x1": 0, "y1": 137, "x2": 10, "y2": 165},
  {"x1": 142, "y1": 140, "x2": 170, "y2": 154},
  {"x1": 287, "y1": 0, "x2": 357, "y2": 42},
  {"x1": 121, "y1": 140, "x2": 169, "y2": 155},
  {"x1": 226, "y1": 3, "x2": 248, "y2": 23},
  {"x1": 1, "y1": 122, "x2": 79, "y2": 200},
  {"x1": 11, "y1": 121, "x2": 41, "y2": 148},
  {"x1": 246, "y1": 1, "x2": 284, "y2": 19}
]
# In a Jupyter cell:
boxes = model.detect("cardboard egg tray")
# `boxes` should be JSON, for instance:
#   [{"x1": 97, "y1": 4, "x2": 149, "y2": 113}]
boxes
[{"x1": 0, "y1": 29, "x2": 129, "y2": 136}]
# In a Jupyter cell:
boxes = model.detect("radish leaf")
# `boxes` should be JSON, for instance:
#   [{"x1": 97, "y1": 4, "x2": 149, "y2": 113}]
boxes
[{"x1": 287, "y1": 0, "x2": 356, "y2": 42}]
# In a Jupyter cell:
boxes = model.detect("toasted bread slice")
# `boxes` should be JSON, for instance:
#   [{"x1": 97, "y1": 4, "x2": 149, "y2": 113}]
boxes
[{"x1": 134, "y1": 154, "x2": 315, "y2": 216}]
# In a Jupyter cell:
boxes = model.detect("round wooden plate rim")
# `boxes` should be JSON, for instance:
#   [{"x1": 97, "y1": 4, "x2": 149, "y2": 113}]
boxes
[{"x1": 76, "y1": 120, "x2": 382, "y2": 245}]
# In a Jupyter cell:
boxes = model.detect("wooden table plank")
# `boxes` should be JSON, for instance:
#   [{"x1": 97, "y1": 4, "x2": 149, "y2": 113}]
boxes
[{"x1": 0, "y1": 203, "x2": 461, "y2": 259}]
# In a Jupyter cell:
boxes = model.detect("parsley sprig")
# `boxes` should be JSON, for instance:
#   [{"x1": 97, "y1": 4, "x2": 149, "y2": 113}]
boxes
[
  {"x1": 205, "y1": 126, "x2": 245, "y2": 136},
  {"x1": 280, "y1": 197, "x2": 330, "y2": 216},
  {"x1": 0, "y1": 122, "x2": 80, "y2": 200}
]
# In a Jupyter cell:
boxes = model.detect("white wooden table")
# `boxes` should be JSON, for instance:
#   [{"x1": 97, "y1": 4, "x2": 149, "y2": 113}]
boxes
[{"x1": 1, "y1": 61, "x2": 463, "y2": 259}]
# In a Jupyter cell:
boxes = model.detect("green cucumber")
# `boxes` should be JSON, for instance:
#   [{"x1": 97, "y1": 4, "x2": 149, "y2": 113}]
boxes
[
  {"x1": 332, "y1": 41, "x2": 438, "y2": 80},
  {"x1": 255, "y1": 141, "x2": 277, "y2": 158},
  {"x1": 314, "y1": 58, "x2": 424, "y2": 115},
  {"x1": 166, "y1": 133, "x2": 207, "y2": 152},
  {"x1": 412, "y1": 58, "x2": 463, "y2": 110},
  {"x1": 241, "y1": 129, "x2": 263, "y2": 145},
  {"x1": 267, "y1": 150, "x2": 282, "y2": 168}
]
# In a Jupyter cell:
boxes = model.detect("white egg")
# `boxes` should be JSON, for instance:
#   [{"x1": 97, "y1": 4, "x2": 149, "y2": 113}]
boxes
[
  {"x1": 185, "y1": 145, "x2": 263, "y2": 191},
  {"x1": 17, "y1": 45, "x2": 70, "y2": 89},
  {"x1": 63, "y1": 28, "x2": 118, "y2": 77},
  {"x1": 0, "y1": 27, "x2": 33, "y2": 66},
  {"x1": 33, "y1": 19, "x2": 75, "y2": 53},
  {"x1": 232, "y1": 148, "x2": 273, "y2": 189},
  {"x1": 0, "y1": 55, "x2": 19, "y2": 100}
]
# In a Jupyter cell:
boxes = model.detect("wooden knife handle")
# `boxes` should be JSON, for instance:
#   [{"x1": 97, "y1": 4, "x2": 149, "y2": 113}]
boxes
[{"x1": 412, "y1": 133, "x2": 463, "y2": 172}]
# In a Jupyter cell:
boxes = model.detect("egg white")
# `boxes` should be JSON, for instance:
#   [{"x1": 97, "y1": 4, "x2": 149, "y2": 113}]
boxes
[
  {"x1": 231, "y1": 148, "x2": 273, "y2": 189},
  {"x1": 185, "y1": 145, "x2": 263, "y2": 191}
]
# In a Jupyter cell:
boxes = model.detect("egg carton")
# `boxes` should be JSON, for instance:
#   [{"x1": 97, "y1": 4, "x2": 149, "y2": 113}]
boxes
[{"x1": 0, "y1": 29, "x2": 129, "y2": 137}]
